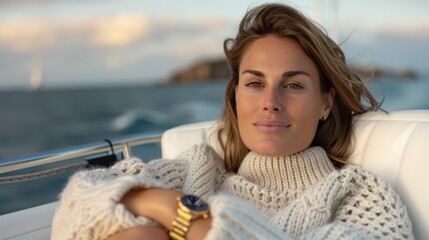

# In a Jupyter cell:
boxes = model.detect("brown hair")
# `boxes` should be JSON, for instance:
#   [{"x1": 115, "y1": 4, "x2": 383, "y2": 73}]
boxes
[{"x1": 218, "y1": 3, "x2": 381, "y2": 172}]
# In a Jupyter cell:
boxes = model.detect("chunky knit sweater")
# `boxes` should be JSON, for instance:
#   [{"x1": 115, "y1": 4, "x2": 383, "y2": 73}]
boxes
[{"x1": 51, "y1": 144, "x2": 413, "y2": 239}]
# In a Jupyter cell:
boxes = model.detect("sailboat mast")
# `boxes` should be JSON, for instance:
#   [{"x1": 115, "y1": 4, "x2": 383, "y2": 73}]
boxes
[{"x1": 313, "y1": 0, "x2": 340, "y2": 43}]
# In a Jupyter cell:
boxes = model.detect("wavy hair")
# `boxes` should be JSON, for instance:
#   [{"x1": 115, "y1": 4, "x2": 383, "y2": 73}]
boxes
[{"x1": 218, "y1": 3, "x2": 381, "y2": 172}]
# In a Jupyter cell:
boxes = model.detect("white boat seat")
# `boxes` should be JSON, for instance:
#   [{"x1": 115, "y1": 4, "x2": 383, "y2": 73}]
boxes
[
  {"x1": 0, "y1": 201, "x2": 58, "y2": 240},
  {"x1": 161, "y1": 110, "x2": 429, "y2": 239}
]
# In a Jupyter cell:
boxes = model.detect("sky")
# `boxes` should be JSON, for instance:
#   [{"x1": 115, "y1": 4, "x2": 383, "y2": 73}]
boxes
[{"x1": 0, "y1": 0, "x2": 428, "y2": 89}]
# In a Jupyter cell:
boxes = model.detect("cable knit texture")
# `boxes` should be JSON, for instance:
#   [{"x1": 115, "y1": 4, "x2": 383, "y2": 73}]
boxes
[{"x1": 51, "y1": 144, "x2": 413, "y2": 240}]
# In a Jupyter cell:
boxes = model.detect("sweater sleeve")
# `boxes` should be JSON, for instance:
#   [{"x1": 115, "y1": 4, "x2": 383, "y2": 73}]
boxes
[
  {"x1": 204, "y1": 193, "x2": 292, "y2": 240},
  {"x1": 271, "y1": 166, "x2": 413, "y2": 239},
  {"x1": 51, "y1": 144, "x2": 212, "y2": 240},
  {"x1": 329, "y1": 167, "x2": 413, "y2": 239}
]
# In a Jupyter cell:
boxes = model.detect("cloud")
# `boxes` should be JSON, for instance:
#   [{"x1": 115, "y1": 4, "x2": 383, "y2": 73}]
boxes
[
  {"x1": 0, "y1": 18, "x2": 57, "y2": 51},
  {"x1": 88, "y1": 14, "x2": 151, "y2": 47},
  {"x1": 0, "y1": 0, "x2": 54, "y2": 7},
  {"x1": 381, "y1": 19, "x2": 429, "y2": 42},
  {"x1": 0, "y1": 0, "x2": 96, "y2": 8},
  {"x1": 0, "y1": 12, "x2": 230, "y2": 53},
  {"x1": 0, "y1": 13, "x2": 151, "y2": 52},
  {"x1": 168, "y1": 37, "x2": 223, "y2": 57},
  {"x1": 344, "y1": 17, "x2": 429, "y2": 43},
  {"x1": 147, "y1": 14, "x2": 232, "y2": 41},
  {"x1": 341, "y1": 18, "x2": 429, "y2": 74}
]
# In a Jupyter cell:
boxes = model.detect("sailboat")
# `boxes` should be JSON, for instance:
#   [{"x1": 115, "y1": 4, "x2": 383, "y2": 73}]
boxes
[{"x1": 29, "y1": 60, "x2": 43, "y2": 91}]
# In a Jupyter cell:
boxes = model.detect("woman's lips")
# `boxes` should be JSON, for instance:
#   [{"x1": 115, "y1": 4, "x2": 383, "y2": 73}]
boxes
[{"x1": 254, "y1": 120, "x2": 290, "y2": 132}]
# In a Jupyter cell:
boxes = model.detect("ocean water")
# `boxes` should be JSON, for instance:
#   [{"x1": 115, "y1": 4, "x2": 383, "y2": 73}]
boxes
[
  {"x1": 0, "y1": 81, "x2": 227, "y2": 159},
  {"x1": 0, "y1": 78, "x2": 428, "y2": 214},
  {"x1": 366, "y1": 77, "x2": 429, "y2": 111}
]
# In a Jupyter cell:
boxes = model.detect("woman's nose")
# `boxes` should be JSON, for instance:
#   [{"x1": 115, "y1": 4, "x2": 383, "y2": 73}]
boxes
[
  {"x1": 263, "y1": 89, "x2": 282, "y2": 112},
  {"x1": 263, "y1": 105, "x2": 280, "y2": 112}
]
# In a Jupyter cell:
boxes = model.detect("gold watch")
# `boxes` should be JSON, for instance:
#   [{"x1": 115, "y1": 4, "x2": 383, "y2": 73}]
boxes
[{"x1": 169, "y1": 195, "x2": 210, "y2": 240}]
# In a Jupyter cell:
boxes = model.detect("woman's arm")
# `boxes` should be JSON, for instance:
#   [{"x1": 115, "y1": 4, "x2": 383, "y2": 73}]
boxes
[
  {"x1": 109, "y1": 189, "x2": 291, "y2": 240},
  {"x1": 105, "y1": 225, "x2": 168, "y2": 240},
  {"x1": 115, "y1": 188, "x2": 212, "y2": 240},
  {"x1": 51, "y1": 144, "x2": 222, "y2": 240}
]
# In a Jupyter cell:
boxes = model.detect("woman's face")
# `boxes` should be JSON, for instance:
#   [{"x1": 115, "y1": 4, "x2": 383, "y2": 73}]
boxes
[{"x1": 236, "y1": 35, "x2": 334, "y2": 156}]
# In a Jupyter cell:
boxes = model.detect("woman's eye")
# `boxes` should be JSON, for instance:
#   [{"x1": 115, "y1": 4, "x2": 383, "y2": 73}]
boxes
[
  {"x1": 285, "y1": 83, "x2": 303, "y2": 89},
  {"x1": 245, "y1": 82, "x2": 262, "y2": 88}
]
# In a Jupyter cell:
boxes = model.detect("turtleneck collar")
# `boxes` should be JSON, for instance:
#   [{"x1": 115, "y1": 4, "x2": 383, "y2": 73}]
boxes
[{"x1": 237, "y1": 146, "x2": 336, "y2": 191}]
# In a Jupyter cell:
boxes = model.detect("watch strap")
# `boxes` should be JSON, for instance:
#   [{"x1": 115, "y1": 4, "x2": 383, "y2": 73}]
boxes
[
  {"x1": 169, "y1": 208, "x2": 191, "y2": 240},
  {"x1": 169, "y1": 195, "x2": 209, "y2": 240}
]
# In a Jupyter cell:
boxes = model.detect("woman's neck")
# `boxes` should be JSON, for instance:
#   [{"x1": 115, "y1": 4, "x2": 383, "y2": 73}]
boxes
[{"x1": 237, "y1": 147, "x2": 336, "y2": 191}]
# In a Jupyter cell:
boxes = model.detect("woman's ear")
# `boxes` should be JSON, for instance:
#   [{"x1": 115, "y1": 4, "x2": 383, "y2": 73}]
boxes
[{"x1": 323, "y1": 88, "x2": 336, "y2": 116}]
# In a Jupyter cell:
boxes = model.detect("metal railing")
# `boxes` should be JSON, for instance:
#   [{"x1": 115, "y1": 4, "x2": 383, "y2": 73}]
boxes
[{"x1": 0, "y1": 131, "x2": 163, "y2": 174}]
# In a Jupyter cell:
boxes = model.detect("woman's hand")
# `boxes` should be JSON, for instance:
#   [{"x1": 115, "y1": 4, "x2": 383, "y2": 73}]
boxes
[
  {"x1": 119, "y1": 188, "x2": 212, "y2": 240},
  {"x1": 121, "y1": 188, "x2": 183, "y2": 228},
  {"x1": 104, "y1": 225, "x2": 168, "y2": 240}
]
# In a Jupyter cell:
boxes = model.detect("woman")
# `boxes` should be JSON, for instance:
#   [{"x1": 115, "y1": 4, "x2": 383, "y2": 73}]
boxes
[{"x1": 52, "y1": 3, "x2": 413, "y2": 240}]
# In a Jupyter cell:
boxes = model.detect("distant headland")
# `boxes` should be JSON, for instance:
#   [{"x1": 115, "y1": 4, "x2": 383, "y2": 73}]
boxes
[
  {"x1": 167, "y1": 58, "x2": 418, "y2": 84},
  {"x1": 167, "y1": 58, "x2": 230, "y2": 84}
]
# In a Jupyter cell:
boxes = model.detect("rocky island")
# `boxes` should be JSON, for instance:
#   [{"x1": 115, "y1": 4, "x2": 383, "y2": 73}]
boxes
[{"x1": 167, "y1": 58, "x2": 229, "y2": 83}]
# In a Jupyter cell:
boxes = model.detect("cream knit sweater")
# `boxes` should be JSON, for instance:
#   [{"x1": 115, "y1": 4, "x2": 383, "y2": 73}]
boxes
[{"x1": 51, "y1": 144, "x2": 413, "y2": 239}]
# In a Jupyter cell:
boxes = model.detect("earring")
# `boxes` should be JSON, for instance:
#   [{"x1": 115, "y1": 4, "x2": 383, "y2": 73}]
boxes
[{"x1": 320, "y1": 116, "x2": 326, "y2": 121}]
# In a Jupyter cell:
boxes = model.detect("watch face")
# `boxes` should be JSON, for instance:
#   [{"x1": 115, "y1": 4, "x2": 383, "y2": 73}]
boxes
[{"x1": 181, "y1": 195, "x2": 209, "y2": 212}]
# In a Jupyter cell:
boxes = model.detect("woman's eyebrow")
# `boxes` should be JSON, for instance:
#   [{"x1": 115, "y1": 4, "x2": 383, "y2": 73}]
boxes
[
  {"x1": 241, "y1": 69, "x2": 264, "y2": 77},
  {"x1": 282, "y1": 71, "x2": 310, "y2": 78},
  {"x1": 241, "y1": 70, "x2": 310, "y2": 78}
]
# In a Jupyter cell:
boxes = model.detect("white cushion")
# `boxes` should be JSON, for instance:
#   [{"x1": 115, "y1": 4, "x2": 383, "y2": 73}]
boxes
[
  {"x1": 350, "y1": 110, "x2": 429, "y2": 238},
  {"x1": 0, "y1": 202, "x2": 58, "y2": 240},
  {"x1": 161, "y1": 120, "x2": 223, "y2": 159},
  {"x1": 161, "y1": 110, "x2": 429, "y2": 238}
]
